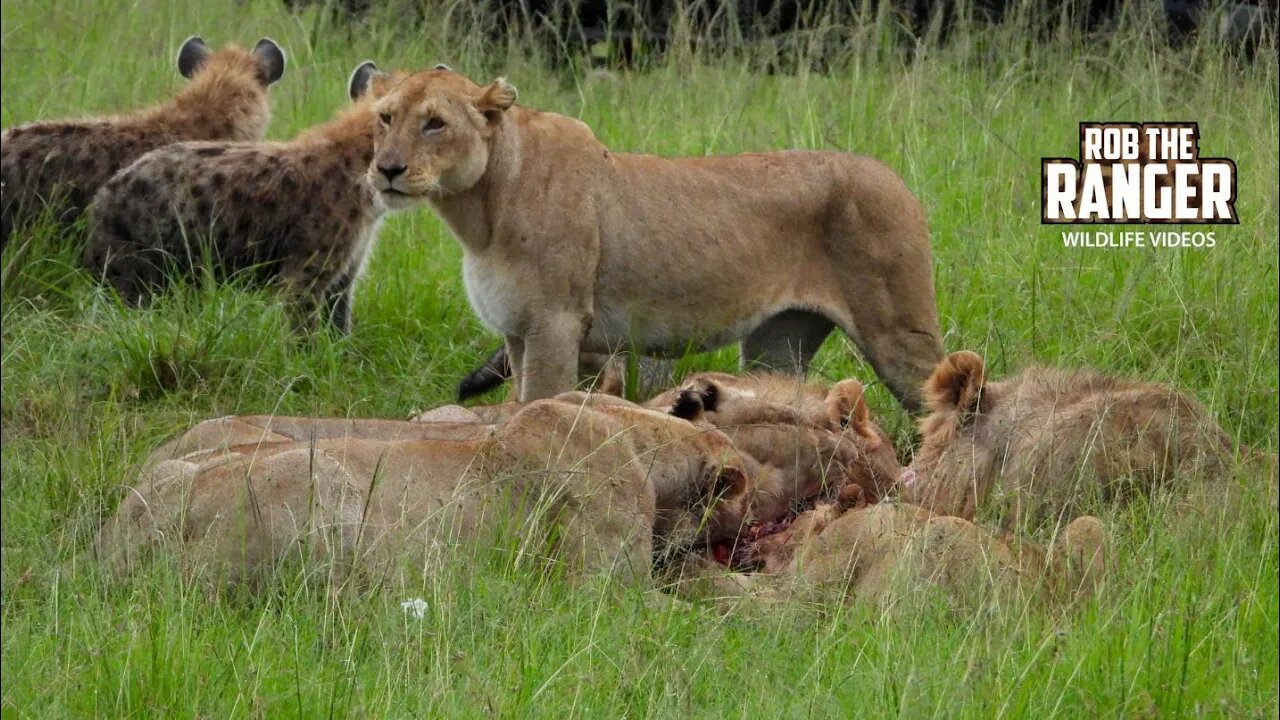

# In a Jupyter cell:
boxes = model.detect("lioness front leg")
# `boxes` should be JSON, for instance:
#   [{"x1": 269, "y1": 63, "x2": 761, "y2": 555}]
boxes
[{"x1": 517, "y1": 313, "x2": 589, "y2": 401}]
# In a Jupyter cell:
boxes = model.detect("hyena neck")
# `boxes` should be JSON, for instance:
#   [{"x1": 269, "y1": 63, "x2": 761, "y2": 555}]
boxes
[
  {"x1": 153, "y1": 72, "x2": 271, "y2": 141},
  {"x1": 296, "y1": 105, "x2": 379, "y2": 178}
]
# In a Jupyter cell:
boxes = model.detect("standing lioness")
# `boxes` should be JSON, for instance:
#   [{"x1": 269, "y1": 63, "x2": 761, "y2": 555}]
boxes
[{"x1": 369, "y1": 68, "x2": 943, "y2": 410}]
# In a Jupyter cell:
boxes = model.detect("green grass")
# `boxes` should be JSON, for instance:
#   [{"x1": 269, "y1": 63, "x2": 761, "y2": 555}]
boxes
[{"x1": 2, "y1": 0, "x2": 1277, "y2": 716}]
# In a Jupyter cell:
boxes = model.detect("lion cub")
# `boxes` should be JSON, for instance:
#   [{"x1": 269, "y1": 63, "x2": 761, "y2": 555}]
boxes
[
  {"x1": 84, "y1": 62, "x2": 401, "y2": 333},
  {"x1": 1, "y1": 37, "x2": 285, "y2": 248},
  {"x1": 902, "y1": 351, "x2": 1236, "y2": 526}
]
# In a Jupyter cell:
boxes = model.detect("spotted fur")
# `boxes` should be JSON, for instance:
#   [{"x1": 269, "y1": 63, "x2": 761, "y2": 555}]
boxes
[
  {"x1": 0, "y1": 37, "x2": 284, "y2": 248},
  {"x1": 83, "y1": 63, "x2": 403, "y2": 333}
]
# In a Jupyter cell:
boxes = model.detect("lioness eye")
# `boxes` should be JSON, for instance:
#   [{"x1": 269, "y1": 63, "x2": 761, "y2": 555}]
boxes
[
  {"x1": 423, "y1": 117, "x2": 446, "y2": 134},
  {"x1": 378, "y1": 112, "x2": 392, "y2": 127}
]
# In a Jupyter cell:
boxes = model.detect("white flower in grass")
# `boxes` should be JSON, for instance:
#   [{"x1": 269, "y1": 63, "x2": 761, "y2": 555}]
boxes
[{"x1": 401, "y1": 598, "x2": 429, "y2": 619}]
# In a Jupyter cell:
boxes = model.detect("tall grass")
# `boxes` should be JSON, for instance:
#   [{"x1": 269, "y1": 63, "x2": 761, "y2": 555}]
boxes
[{"x1": 2, "y1": 0, "x2": 1277, "y2": 716}]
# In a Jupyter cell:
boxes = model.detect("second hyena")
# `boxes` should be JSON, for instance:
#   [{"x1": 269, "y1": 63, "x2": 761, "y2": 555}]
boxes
[
  {"x1": 84, "y1": 62, "x2": 404, "y2": 333},
  {"x1": 0, "y1": 36, "x2": 285, "y2": 248}
]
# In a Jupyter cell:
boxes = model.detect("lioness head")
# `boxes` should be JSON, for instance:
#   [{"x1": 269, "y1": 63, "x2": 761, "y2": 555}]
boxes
[
  {"x1": 670, "y1": 446, "x2": 756, "y2": 552},
  {"x1": 652, "y1": 373, "x2": 903, "y2": 501},
  {"x1": 367, "y1": 65, "x2": 517, "y2": 208},
  {"x1": 548, "y1": 393, "x2": 758, "y2": 550}
]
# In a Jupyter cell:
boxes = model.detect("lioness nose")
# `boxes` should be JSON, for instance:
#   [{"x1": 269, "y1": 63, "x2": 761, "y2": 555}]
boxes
[{"x1": 377, "y1": 162, "x2": 407, "y2": 181}]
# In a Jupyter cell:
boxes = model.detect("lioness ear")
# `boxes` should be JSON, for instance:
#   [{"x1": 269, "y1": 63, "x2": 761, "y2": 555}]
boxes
[
  {"x1": 176, "y1": 36, "x2": 211, "y2": 79},
  {"x1": 348, "y1": 60, "x2": 381, "y2": 101},
  {"x1": 711, "y1": 464, "x2": 749, "y2": 501},
  {"x1": 476, "y1": 77, "x2": 517, "y2": 124},
  {"x1": 827, "y1": 379, "x2": 879, "y2": 445},
  {"x1": 693, "y1": 379, "x2": 720, "y2": 413},
  {"x1": 924, "y1": 350, "x2": 986, "y2": 420},
  {"x1": 251, "y1": 37, "x2": 287, "y2": 86},
  {"x1": 670, "y1": 389, "x2": 705, "y2": 421},
  {"x1": 669, "y1": 378, "x2": 719, "y2": 420}
]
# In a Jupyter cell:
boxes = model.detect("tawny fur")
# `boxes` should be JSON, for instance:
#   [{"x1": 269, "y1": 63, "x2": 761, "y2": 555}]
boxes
[
  {"x1": 1, "y1": 38, "x2": 283, "y2": 248},
  {"x1": 416, "y1": 389, "x2": 810, "y2": 527},
  {"x1": 141, "y1": 412, "x2": 495, "y2": 473},
  {"x1": 784, "y1": 504, "x2": 1107, "y2": 606},
  {"x1": 83, "y1": 65, "x2": 404, "y2": 332},
  {"x1": 418, "y1": 376, "x2": 900, "y2": 525},
  {"x1": 367, "y1": 68, "x2": 944, "y2": 409},
  {"x1": 903, "y1": 351, "x2": 1237, "y2": 526},
  {"x1": 646, "y1": 371, "x2": 878, "y2": 434},
  {"x1": 98, "y1": 396, "x2": 758, "y2": 586},
  {"x1": 645, "y1": 372, "x2": 903, "y2": 519},
  {"x1": 667, "y1": 504, "x2": 1108, "y2": 609},
  {"x1": 456, "y1": 345, "x2": 625, "y2": 402}
]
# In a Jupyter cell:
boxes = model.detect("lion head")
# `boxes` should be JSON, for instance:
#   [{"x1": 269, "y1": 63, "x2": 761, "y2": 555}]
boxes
[
  {"x1": 366, "y1": 66, "x2": 517, "y2": 209},
  {"x1": 649, "y1": 372, "x2": 903, "y2": 502}
]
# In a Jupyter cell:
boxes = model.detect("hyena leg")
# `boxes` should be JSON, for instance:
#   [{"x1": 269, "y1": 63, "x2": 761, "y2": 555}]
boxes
[
  {"x1": 278, "y1": 265, "x2": 327, "y2": 334},
  {"x1": 323, "y1": 272, "x2": 354, "y2": 335}
]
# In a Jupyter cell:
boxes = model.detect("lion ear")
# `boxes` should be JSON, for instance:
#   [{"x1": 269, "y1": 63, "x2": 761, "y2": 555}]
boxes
[
  {"x1": 827, "y1": 379, "x2": 878, "y2": 445},
  {"x1": 924, "y1": 351, "x2": 986, "y2": 421},
  {"x1": 693, "y1": 378, "x2": 719, "y2": 413},
  {"x1": 670, "y1": 388, "x2": 705, "y2": 421},
  {"x1": 476, "y1": 78, "x2": 517, "y2": 124},
  {"x1": 667, "y1": 378, "x2": 719, "y2": 421},
  {"x1": 711, "y1": 463, "x2": 749, "y2": 501}
]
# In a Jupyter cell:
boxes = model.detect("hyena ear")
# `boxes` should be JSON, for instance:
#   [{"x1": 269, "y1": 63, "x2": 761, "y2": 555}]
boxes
[
  {"x1": 476, "y1": 77, "x2": 517, "y2": 124},
  {"x1": 176, "y1": 36, "x2": 211, "y2": 79},
  {"x1": 251, "y1": 38, "x2": 287, "y2": 86},
  {"x1": 433, "y1": 63, "x2": 452, "y2": 72},
  {"x1": 827, "y1": 379, "x2": 878, "y2": 445},
  {"x1": 348, "y1": 60, "x2": 382, "y2": 101},
  {"x1": 924, "y1": 350, "x2": 987, "y2": 420}
]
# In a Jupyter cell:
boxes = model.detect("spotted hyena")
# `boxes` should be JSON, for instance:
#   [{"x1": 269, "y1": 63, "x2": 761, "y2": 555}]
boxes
[
  {"x1": 84, "y1": 62, "x2": 404, "y2": 333},
  {"x1": 0, "y1": 36, "x2": 285, "y2": 249}
]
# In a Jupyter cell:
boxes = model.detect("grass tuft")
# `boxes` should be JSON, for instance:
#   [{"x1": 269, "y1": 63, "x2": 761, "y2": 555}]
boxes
[{"x1": 1, "y1": 0, "x2": 1276, "y2": 716}]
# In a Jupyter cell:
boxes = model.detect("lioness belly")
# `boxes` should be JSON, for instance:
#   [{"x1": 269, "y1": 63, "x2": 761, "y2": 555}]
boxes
[
  {"x1": 461, "y1": 150, "x2": 868, "y2": 351},
  {"x1": 587, "y1": 244, "x2": 842, "y2": 354},
  {"x1": 462, "y1": 249, "x2": 826, "y2": 353},
  {"x1": 587, "y1": 153, "x2": 850, "y2": 351},
  {"x1": 584, "y1": 302, "x2": 770, "y2": 355}
]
